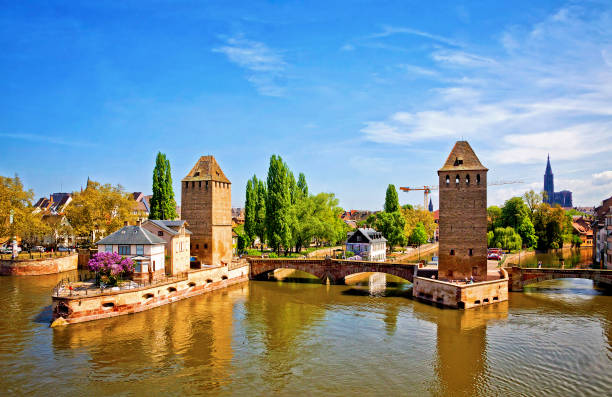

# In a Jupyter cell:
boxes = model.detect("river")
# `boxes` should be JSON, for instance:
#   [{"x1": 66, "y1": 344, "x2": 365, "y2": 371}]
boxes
[{"x1": 0, "y1": 271, "x2": 610, "y2": 396}]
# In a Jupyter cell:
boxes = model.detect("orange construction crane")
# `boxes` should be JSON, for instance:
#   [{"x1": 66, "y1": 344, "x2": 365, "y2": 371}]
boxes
[
  {"x1": 400, "y1": 180, "x2": 524, "y2": 208},
  {"x1": 399, "y1": 186, "x2": 437, "y2": 209}
]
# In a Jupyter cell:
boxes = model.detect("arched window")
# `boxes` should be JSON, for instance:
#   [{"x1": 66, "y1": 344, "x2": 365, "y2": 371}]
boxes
[
  {"x1": 445, "y1": 175, "x2": 450, "y2": 185},
  {"x1": 450, "y1": 249, "x2": 455, "y2": 256},
  {"x1": 476, "y1": 174, "x2": 481, "y2": 185},
  {"x1": 455, "y1": 175, "x2": 460, "y2": 185},
  {"x1": 465, "y1": 174, "x2": 470, "y2": 185}
]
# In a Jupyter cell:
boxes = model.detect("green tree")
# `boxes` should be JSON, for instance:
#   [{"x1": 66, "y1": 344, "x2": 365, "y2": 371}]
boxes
[
  {"x1": 487, "y1": 206, "x2": 502, "y2": 231},
  {"x1": 149, "y1": 152, "x2": 177, "y2": 220},
  {"x1": 0, "y1": 175, "x2": 35, "y2": 240},
  {"x1": 500, "y1": 197, "x2": 537, "y2": 248},
  {"x1": 384, "y1": 184, "x2": 400, "y2": 213},
  {"x1": 254, "y1": 178, "x2": 267, "y2": 252},
  {"x1": 297, "y1": 172, "x2": 308, "y2": 197},
  {"x1": 401, "y1": 206, "x2": 436, "y2": 241},
  {"x1": 373, "y1": 211, "x2": 406, "y2": 249},
  {"x1": 244, "y1": 176, "x2": 257, "y2": 246},
  {"x1": 265, "y1": 155, "x2": 292, "y2": 254},
  {"x1": 532, "y1": 203, "x2": 567, "y2": 250},
  {"x1": 522, "y1": 190, "x2": 543, "y2": 220},
  {"x1": 409, "y1": 222, "x2": 428, "y2": 247},
  {"x1": 66, "y1": 180, "x2": 136, "y2": 242},
  {"x1": 489, "y1": 226, "x2": 522, "y2": 251}
]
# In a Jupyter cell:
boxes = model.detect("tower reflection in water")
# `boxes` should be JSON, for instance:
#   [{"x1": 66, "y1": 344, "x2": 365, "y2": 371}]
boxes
[{"x1": 413, "y1": 299, "x2": 509, "y2": 396}]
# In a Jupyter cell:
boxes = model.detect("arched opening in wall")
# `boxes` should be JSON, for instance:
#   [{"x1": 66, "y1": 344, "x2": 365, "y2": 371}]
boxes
[
  {"x1": 524, "y1": 277, "x2": 595, "y2": 293},
  {"x1": 344, "y1": 272, "x2": 412, "y2": 297},
  {"x1": 188, "y1": 282, "x2": 196, "y2": 288},
  {"x1": 206, "y1": 279, "x2": 213, "y2": 283},
  {"x1": 221, "y1": 275, "x2": 228, "y2": 280},
  {"x1": 446, "y1": 175, "x2": 450, "y2": 185},
  {"x1": 457, "y1": 301, "x2": 465, "y2": 309},
  {"x1": 465, "y1": 174, "x2": 470, "y2": 185},
  {"x1": 469, "y1": 249, "x2": 473, "y2": 256},
  {"x1": 143, "y1": 293, "x2": 154, "y2": 302},
  {"x1": 167, "y1": 287, "x2": 177, "y2": 293},
  {"x1": 101, "y1": 302, "x2": 115, "y2": 310},
  {"x1": 255, "y1": 268, "x2": 321, "y2": 284},
  {"x1": 476, "y1": 174, "x2": 481, "y2": 185},
  {"x1": 450, "y1": 249, "x2": 455, "y2": 256},
  {"x1": 455, "y1": 175, "x2": 460, "y2": 185}
]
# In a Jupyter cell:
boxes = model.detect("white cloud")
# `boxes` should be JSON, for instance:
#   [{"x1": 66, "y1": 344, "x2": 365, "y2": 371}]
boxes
[
  {"x1": 368, "y1": 25, "x2": 461, "y2": 47},
  {"x1": 213, "y1": 36, "x2": 287, "y2": 96},
  {"x1": 341, "y1": 44, "x2": 355, "y2": 51},
  {"x1": 359, "y1": 5, "x2": 612, "y2": 205},
  {"x1": 593, "y1": 170, "x2": 612, "y2": 186}
]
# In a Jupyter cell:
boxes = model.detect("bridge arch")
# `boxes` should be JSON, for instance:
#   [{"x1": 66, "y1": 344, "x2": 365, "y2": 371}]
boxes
[{"x1": 506, "y1": 267, "x2": 612, "y2": 291}]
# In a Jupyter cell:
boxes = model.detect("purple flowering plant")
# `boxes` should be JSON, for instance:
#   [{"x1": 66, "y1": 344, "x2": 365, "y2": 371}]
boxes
[{"x1": 88, "y1": 252, "x2": 135, "y2": 286}]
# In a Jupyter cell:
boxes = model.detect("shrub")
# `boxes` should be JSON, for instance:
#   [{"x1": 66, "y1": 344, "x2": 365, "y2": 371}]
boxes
[{"x1": 88, "y1": 252, "x2": 135, "y2": 287}]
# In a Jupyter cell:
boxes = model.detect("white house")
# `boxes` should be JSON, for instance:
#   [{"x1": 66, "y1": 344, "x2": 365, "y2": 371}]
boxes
[
  {"x1": 345, "y1": 228, "x2": 387, "y2": 262},
  {"x1": 96, "y1": 222, "x2": 166, "y2": 282}
]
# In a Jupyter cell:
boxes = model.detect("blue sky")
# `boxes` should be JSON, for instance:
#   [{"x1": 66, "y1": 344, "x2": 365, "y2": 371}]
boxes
[{"x1": 1, "y1": 0, "x2": 611, "y2": 209}]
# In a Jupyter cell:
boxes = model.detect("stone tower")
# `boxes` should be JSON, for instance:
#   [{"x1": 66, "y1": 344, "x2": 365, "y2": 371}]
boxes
[
  {"x1": 181, "y1": 156, "x2": 232, "y2": 266},
  {"x1": 544, "y1": 154, "x2": 554, "y2": 205},
  {"x1": 437, "y1": 141, "x2": 488, "y2": 281}
]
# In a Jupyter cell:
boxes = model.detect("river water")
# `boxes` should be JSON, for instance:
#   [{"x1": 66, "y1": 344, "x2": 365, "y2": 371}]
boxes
[{"x1": 0, "y1": 271, "x2": 610, "y2": 396}]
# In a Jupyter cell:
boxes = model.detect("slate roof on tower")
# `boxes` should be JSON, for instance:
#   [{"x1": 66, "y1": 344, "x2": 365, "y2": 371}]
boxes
[
  {"x1": 182, "y1": 155, "x2": 230, "y2": 183},
  {"x1": 438, "y1": 141, "x2": 488, "y2": 172}
]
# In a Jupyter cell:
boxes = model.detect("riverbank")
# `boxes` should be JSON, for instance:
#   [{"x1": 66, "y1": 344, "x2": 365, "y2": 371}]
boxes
[
  {"x1": 389, "y1": 243, "x2": 438, "y2": 262},
  {"x1": 0, "y1": 253, "x2": 78, "y2": 276},
  {"x1": 503, "y1": 246, "x2": 592, "y2": 268}
]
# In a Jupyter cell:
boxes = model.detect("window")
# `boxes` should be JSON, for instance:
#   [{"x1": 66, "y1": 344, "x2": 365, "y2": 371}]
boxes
[
  {"x1": 185, "y1": 181, "x2": 188, "y2": 188},
  {"x1": 206, "y1": 181, "x2": 209, "y2": 188},
  {"x1": 196, "y1": 244, "x2": 199, "y2": 249},
  {"x1": 135, "y1": 262, "x2": 142, "y2": 273},
  {"x1": 446, "y1": 175, "x2": 450, "y2": 185},
  {"x1": 158, "y1": 231, "x2": 163, "y2": 236},
  {"x1": 105, "y1": 245, "x2": 113, "y2": 253},
  {"x1": 191, "y1": 181, "x2": 195, "y2": 188},
  {"x1": 465, "y1": 174, "x2": 470, "y2": 185},
  {"x1": 199, "y1": 181, "x2": 201, "y2": 188},
  {"x1": 476, "y1": 174, "x2": 481, "y2": 185},
  {"x1": 118, "y1": 245, "x2": 130, "y2": 255},
  {"x1": 204, "y1": 243, "x2": 208, "y2": 249},
  {"x1": 136, "y1": 245, "x2": 144, "y2": 255},
  {"x1": 450, "y1": 249, "x2": 455, "y2": 256},
  {"x1": 455, "y1": 175, "x2": 460, "y2": 185},
  {"x1": 469, "y1": 248, "x2": 473, "y2": 256}
]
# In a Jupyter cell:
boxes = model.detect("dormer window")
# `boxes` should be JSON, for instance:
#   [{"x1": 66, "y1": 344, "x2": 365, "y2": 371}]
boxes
[{"x1": 454, "y1": 157, "x2": 464, "y2": 166}]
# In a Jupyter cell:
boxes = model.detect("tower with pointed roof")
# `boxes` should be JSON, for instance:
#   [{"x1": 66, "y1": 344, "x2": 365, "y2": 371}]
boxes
[
  {"x1": 544, "y1": 154, "x2": 554, "y2": 205},
  {"x1": 181, "y1": 156, "x2": 232, "y2": 266},
  {"x1": 437, "y1": 141, "x2": 488, "y2": 281}
]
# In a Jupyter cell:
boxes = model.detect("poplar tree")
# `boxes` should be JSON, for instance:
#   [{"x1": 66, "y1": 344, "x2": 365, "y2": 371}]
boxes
[
  {"x1": 384, "y1": 184, "x2": 400, "y2": 213},
  {"x1": 254, "y1": 178, "x2": 267, "y2": 252},
  {"x1": 297, "y1": 172, "x2": 308, "y2": 197},
  {"x1": 265, "y1": 155, "x2": 292, "y2": 254},
  {"x1": 149, "y1": 152, "x2": 177, "y2": 220},
  {"x1": 244, "y1": 177, "x2": 257, "y2": 246}
]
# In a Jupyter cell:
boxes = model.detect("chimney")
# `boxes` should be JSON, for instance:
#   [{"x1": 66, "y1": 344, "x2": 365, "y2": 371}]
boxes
[{"x1": 124, "y1": 221, "x2": 128, "y2": 227}]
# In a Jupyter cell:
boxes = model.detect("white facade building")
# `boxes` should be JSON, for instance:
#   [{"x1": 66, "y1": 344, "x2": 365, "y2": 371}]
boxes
[{"x1": 345, "y1": 228, "x2": 387, "y2": 262}]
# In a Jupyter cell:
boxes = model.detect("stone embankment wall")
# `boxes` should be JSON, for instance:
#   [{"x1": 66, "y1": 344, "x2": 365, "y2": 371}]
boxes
[
  {"x1": 414, "y1": 269, "x2": 508, "y2": 309},
  {"x1": 1, "y1": 254, "x2": 78, "y2": 276},
  {"x1": 52, "y1": 263, "x2": 249, "y2": 324}
]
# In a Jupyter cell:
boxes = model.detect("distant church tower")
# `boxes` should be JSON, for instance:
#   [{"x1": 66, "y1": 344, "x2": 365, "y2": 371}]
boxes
[
  {"x1": 437, "y1": 141, "x2": 488, "y2": 281},
  {"x1": 544, "y1": 154, "x2": 554, "y2": 205},
  {"x1": 181, "y1": 156, "x2": 232, "y2": 266}
]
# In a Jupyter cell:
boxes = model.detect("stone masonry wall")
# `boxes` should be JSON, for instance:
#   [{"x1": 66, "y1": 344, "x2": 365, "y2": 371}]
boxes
[{"x1": 1, "y1": 254, "x2": 78, "y2": 276}]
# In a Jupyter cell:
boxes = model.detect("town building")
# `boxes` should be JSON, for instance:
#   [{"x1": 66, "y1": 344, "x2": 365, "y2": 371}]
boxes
[
  {"x1": 131, "y1": 192, "x2": 150, "y2": 221},
  {"x1": 33, "y1": 192, "x2": 72, "y2": 215},
  {"x1": 96, "y1": 222, "x2": 166, "y2": 282},
  {"x1": 428, "y1": 198, "x2": 434, "y2": 212},
  {"x1": 345, "y1": 228, "x2": 387, "y2": 261},
  {"x1": 593, "y1": 196, "x2": 612, "y2": 269},
  {"x1": 571, "y1": 216, "x2": 593, "y2": 247},
  {"x1": 341, "y1": 210, "x2": 378, "y2": 222},
  {"x1": 412, "y1": 141, "x2": 508, "y2": 309},
  {"x1": 181, "y1": 156, "x2": 232, "y2": 267},
  {"x1": 543, "y1": 155, "x2": 573, "y2": 207},
  {"x1": 142, "y1": 220, "x2": 191, "y2": 275}
]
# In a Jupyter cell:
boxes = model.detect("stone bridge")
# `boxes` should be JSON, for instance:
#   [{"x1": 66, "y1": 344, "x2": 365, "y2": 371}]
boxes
[
  {"x1": 247, "y1": 258, "x2": 428, "y2": 284},
  {"x1": 506, "y1": 267, "x2": 612, "y2": 291}
]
